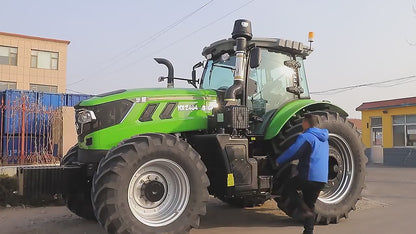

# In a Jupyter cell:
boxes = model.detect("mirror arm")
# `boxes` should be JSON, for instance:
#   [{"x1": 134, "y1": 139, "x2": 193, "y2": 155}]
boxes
[{"x1": 159, "y1": 76, "x2": 198, "y2": 88}]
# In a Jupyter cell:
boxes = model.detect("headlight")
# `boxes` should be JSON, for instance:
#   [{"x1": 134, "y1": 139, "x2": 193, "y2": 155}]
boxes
[
  {"x1": 75, "y1": 99, "x2": 133, "y2": 139},
  {"x1": 77, "y1": 110, "x2": 96, "y2": 124}
]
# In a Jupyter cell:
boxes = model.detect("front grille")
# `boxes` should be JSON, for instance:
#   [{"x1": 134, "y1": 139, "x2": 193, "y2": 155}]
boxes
[{"x1": 76, "y1": 99, "x2": 133, "y2": 142}]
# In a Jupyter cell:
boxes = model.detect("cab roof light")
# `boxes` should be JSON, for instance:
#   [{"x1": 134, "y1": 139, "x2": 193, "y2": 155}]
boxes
[{"x1": 308, "y1": 32, "x2": 314, "y2": 48}]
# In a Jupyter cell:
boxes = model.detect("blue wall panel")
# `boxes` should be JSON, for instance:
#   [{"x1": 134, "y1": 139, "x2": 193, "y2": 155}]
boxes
[
  {"x1": 3, "y1": 90, "x2": 37, "y2": 134},
  {"x1": 1, "y1": 136, "x2": 46, "y2": 163},
  {"x1": 1, "y1": 90, "x2": 93, "y2": 135},
  {"x1": 65, "y1": 94, "x2": 92, "y2": 106},
  {"x1": 38, "y1": 92, "x2": 64, "y2": 109}
]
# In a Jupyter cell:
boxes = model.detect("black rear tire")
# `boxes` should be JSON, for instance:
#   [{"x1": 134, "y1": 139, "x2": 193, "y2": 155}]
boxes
[
  {"x1": 274, "y1": 112, "x2": 366, "y2": 224},
  {"x1": 91, "y1": 133, "x2": 209, "y2": 234},
  {"x1": 61, "y1": 145, "x2": 96, "y2": 220}
]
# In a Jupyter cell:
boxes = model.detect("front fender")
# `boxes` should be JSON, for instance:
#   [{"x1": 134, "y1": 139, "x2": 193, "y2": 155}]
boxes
[{"x1": 264, "y1": 99, "x2": 348, "y2": 140}]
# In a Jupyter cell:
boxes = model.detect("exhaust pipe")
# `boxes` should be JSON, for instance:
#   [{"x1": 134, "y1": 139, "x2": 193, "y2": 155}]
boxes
[
  {"x1": 224, "y1": 19, "x2": 252, "y2": 105},
  {"x1": 154, "y1": 58, "x2": 175, "y2": 88}
]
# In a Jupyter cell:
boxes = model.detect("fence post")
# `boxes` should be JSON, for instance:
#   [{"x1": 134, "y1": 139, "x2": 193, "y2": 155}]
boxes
[{"x1": 20, "y1": 96, "x2": 26, "y2": 164}]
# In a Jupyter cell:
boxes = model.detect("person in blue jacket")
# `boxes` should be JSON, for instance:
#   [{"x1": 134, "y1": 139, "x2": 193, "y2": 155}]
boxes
[{"x1": 275, "y1": 114, "x2": 329, "y2": 234}]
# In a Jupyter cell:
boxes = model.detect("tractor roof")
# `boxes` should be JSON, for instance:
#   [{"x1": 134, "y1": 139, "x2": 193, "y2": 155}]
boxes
[{"x1": 202, "y1": 37, "x2": 313, "y2": 59}]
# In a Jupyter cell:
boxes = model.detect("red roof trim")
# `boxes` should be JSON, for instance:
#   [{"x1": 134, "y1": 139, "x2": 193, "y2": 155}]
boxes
[
  {"x1": 347, "y1": 118, "x2": 362, "y2": 130},
  {"x1": 0, "y1": 32, "x2": 70, "y2": 44},
  {"x1": 356, "y1": 96, "x2": 416, "y2": 111}
]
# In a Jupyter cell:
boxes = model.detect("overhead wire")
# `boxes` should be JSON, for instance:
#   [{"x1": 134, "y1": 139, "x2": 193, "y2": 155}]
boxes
[
  {"x1": 102, "y1": 0, "x2": 256, "y2": 76},
  {"x1": 67, "y1": 0, "x2": 214, "y2": 87},
  {"x1": 310, "y1": 75, "x2": 416, "y2": 95},
  {"x1": 65, "y1": 88, "x2": 90, "y2": 95}
]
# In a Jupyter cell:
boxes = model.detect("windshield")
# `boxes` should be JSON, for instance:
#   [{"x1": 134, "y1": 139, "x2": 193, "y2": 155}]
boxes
[
  {"x1": 201, "y1": 49, "x2": 310, "y2": 115},
  {"x1": 201, "y1": 55, "x2": 235, "y2": 90}
]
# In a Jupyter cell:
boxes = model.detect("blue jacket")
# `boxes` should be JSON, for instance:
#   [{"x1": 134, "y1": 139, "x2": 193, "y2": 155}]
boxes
[{"x1": 276, "y1": 128, "x2": 329, "y2": 183}]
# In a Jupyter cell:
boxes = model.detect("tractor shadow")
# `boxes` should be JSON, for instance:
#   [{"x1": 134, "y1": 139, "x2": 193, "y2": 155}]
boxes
[{"x1": 198, "y1": 197, "x2": 300, "y2": 229}]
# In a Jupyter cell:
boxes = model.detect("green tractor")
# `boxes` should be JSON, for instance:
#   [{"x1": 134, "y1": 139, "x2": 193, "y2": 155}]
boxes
[{"x1": 21, "y1": 19, "x2": 365, "y2": 234}]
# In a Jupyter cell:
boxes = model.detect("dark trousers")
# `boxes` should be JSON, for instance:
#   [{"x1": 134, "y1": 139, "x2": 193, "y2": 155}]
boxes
[{"x1": 284, "y1": 176, "x2": 325, "y2": 234}]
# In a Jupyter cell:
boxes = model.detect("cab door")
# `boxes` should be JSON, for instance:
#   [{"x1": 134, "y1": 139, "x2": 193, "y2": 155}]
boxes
[{"x1": 246, "y1": 48, "x2": 295, "y2": 134}]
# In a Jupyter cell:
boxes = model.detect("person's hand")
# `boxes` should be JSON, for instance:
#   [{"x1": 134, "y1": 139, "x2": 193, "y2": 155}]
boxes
[{"x1": 275, "y1": 162, "x2": 279, "y2": 167}]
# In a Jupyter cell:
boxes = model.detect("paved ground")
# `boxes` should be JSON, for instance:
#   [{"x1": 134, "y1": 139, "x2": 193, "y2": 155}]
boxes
[{"x1": 0, "y1": 166, "x2": 415, "y2": 234}]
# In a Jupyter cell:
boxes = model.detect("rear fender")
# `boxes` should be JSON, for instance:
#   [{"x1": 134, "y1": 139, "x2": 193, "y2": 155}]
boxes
[{"x1": 264, "y1": 100, "x2": 348, "y2": 140}]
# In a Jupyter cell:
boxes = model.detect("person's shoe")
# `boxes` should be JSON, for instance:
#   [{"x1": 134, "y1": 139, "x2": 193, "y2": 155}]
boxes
[
  {"x1": 277, "y1": 198, "x2": 297, "y2": 217},
  {"x1": 302, "y1": 231, "x2": 313, "y2": 234}
]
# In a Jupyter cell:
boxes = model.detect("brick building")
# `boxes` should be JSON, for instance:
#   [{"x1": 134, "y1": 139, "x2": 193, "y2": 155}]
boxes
[{"x1": 0, "y1": 32, "x2": 70, "y2": 93}]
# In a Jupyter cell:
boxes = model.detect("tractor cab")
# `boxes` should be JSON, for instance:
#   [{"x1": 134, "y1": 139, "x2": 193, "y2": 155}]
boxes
[{"x1": 200, "y1": 38, "x2": 313, "y2": 134}]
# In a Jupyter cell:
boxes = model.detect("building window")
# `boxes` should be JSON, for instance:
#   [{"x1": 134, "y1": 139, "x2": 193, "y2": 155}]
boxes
[
  {"x1": 393, "y1": 115, "x2": 416, "y2": 147},
  {"x1": 0, "y1": 81, "x2": 17, "y2": 91},
  {"x1": 31, "y1": 50, "x2": 58, "y2": 70},
  {"x1": 0, "y1": 45, "x2": 18, "y2": 66},
  {"x1": 29, "y1": 83, "x2": 58, "y2": 93}
]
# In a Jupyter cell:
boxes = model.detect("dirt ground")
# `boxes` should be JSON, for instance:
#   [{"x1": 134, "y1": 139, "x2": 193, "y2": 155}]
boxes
[{"x1": 0, "y1": 166, "x2": 415, "y2": 234}]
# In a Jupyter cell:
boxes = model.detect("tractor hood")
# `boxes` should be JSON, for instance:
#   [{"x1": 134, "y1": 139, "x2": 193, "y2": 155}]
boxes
[
  {"x1": 78, "y1": 88, "x2": 218, "y2": 107},
  {"x1": 75, "y1": 88, "x2": 218, "y2": 150}
]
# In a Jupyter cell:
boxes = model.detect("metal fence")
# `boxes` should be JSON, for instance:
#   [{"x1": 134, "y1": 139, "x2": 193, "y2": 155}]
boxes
[{"x1": 0, "y1": 90, "x2": 92, "y2": 166}]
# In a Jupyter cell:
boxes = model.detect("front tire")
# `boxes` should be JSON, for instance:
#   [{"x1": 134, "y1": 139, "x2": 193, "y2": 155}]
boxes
[{"x1": 92, "y1": 133, "x2": 209, "y2": 234}]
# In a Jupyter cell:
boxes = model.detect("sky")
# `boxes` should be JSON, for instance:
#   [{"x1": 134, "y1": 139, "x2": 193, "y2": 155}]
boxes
[{"x1": 1, "y1": 0, "x2": 416, "y2": 118}]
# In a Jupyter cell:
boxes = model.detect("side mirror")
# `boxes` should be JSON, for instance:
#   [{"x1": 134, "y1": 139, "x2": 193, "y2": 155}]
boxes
[
  {"x1": 191, "y1": 62, "x2": 203, "y2": 87},
  {"x1": 249, "y1": 47, "x2": 261, "y2": 68}
]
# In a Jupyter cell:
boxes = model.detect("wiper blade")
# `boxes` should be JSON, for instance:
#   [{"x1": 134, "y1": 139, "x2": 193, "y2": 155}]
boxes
[{"x1": 213, "y1": 63, "x2": 235, "y2": 70}]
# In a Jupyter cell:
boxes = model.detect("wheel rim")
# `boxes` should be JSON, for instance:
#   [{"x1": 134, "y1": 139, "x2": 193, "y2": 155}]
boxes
[
  {"x1": 319, "y1": 133, "x2": 354, "y2": 204},
  {"x1": 127, "y1": 158, "x2": 190, "y2": 227}
]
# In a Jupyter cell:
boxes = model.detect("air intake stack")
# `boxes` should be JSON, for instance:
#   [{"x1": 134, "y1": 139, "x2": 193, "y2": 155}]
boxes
[
  {"x1": 224, "y1": 19, "x2": 252, "y2": 105},
  {"x1": 210, "y1": 19, "x2": 252, "y2": 133}
]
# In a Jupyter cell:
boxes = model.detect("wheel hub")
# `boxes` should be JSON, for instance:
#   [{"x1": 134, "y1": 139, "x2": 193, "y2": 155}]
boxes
[
  {"x1": 143, "y1": 180, "x2": 165, "y2": 202},
  {"x1": 127, "y1": 159, "x2": 190, "y2": 227},
  {"x1": 133, "y1": 172, "x2": 167, "y2": 209},
  {"x1": 319, "y1": 133, "x2": 354, "y2": 204},
  {"x1": 328, "y1": 149, "x2": 343, "y2": 180},
  {"x1": 333, "y1": 164, "x2": 339, "y2": 173}
]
